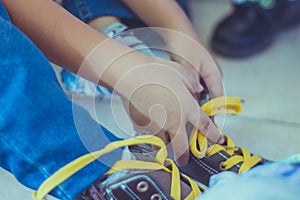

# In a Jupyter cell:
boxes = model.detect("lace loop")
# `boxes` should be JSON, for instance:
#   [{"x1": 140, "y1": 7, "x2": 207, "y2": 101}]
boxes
[
  {"x1": 191, "y1": 96, "x2": 262, "y2": 173},
  {"x1": 201, "y1": 96, "x2": 243, "y2": 116}
]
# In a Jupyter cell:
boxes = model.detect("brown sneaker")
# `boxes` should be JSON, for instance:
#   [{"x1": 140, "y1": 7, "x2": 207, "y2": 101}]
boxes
[
  {"x1": 76, "y1": 169, "x2": 194, "y2": 200},
  {"x1": 130, "y1": 97, "x2": 269, "y2": 187},
  {"x1": 181, "y1": 96, "x2": 268, "y2": 186},
  {"x1": 33, "y1": 136, "x2": 203, "y2": 200}
]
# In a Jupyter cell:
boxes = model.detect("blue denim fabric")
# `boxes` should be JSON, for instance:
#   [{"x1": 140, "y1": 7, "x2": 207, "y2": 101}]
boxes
[
  {"x1": 63, "y1": 0, "x2": 190, "y2": 23},
  {"x1": 0, "y1": 2, "x2": 121, "y2": 199},
  {"x1": 199, "y1": 156, "x2": 300, "y2": 200}
]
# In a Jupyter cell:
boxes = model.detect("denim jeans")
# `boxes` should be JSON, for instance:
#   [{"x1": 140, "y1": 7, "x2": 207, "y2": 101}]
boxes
[
  {"x1": 62, "y1": 0, "x2": 190, "y2": 24},
  {"x1": 2, "y1": 1, "x2": 300, "y2": 200},
  {"x1": 199, "y1": 155, "x2": 300, "y2": 200},
  {"x1": 0, "y1": 2, "x2": 121, "y2": 199}
]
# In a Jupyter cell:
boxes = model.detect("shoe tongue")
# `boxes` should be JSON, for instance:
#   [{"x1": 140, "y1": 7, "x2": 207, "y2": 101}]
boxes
[
  {"x1": 121, "y1": 146, "x2": 137, "y2": 160},
  {"x1": 128, "y1": 144, "x2": 157, "y2": 162}
]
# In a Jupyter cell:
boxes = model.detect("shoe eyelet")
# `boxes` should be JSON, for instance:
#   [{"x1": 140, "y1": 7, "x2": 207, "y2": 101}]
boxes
[
  {"x1": 219, "y1": 161, "x2": 226, "y2": 171},
  {"x1": 151, "y1": 193, "x2": 162, "y2": 200},
  {"x1": 137, "y1": 181, "x2": 149, "y2": 192}
]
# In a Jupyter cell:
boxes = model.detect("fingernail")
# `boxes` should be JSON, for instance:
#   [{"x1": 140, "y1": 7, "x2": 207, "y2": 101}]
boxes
[
  {"x1": 195, "y1": 84, "x2": 204, "y2": 93},
  {"x1": 217, "y1": 136, "x2": 225, "y2": 145}
]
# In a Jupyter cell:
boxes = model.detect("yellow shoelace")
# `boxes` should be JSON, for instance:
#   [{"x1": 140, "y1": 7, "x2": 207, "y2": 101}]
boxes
[
  {"x1": 190, "y1": 96, "x2": 262, "y2": 173},
  {"x1": 33, "y1": 135, "x2": 201, "y2": 200}
]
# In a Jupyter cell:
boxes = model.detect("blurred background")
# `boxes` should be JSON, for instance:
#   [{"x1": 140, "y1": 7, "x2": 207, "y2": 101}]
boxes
[{"x1": 1, "y1": 0, "x2": 300, "y2": 199}]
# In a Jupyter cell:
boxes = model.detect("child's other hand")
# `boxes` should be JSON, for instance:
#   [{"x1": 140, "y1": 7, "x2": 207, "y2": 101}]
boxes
[{"x1": 165, "y1": 32, "x2": 224, "y2": 99}]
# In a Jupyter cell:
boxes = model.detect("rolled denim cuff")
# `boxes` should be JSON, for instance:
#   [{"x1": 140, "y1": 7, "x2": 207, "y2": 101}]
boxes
[
  {"x1": 62, "y1": 0, "x2": 190, "y2": 24},
  {"x1": 63, "y1": 0, "x2": 138, "y2": 23}
]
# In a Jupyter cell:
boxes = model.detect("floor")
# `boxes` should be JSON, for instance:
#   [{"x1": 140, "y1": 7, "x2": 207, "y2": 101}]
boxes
[
  {"x1": 190, "y1": 0, "x2": 300, "y2": 160},
  {"x1": 1, "y1": 0, "x2": 300, "y2": 199}
]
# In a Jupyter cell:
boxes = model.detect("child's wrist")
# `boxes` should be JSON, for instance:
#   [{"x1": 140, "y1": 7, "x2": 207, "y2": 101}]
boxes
[{"x1": 99, "y1": 50, "x2": 154, "y2": 97}]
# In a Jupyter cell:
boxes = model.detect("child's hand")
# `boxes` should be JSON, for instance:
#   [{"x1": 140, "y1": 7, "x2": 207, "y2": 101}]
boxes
[
  {"x1": 112, "y1": 56, "x2": 224, "y2": 166},
  {"x1": 163, "y1": 30, "x2": 224, "y2": 99},
  {"x1": 3, "y1": 0, "x2": 225, "y2": 166},
  {"x1": 119, "y1": 0, "x2": 224, "y2": 99}
]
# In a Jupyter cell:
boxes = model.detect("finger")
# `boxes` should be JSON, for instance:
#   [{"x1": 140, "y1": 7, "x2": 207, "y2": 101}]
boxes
[
  {"x1": 182, "y1": 78, "x2": 203, "y2": 96},
  {"x1": 155, "y1": 130, "x2": 170, "y2": 145},
  {"x1": 153, "y1": 130, "x2": 170, "y2": 151},
  {"x1": 177, "y1": 58, "x2": 204, "y2": 93},
  {"x1": 162, "y1": 55, "x2": 201, "y2": 94},
  {"x1": 169, "y1": 124, "x2": 190, "y2": 166},
  {"x1": 187, "y1": 70, "x2": 203, "y2": 93},
  {"x1": 188, "y1": 104, "x2": 225, "y2": 144},
  {"x1": 199, "y1": 58, "x2": 224, "y2": 98}
]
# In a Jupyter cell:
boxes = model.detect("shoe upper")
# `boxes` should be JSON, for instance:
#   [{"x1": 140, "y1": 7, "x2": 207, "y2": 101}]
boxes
[
  {"x1": 76, "y1": 170, "x2": 194, "y2": 200},
  {"x1": 232, "y1": 0, "x2": 299, "y2": 26},
  {"x1": 213, "y1": 0, "x2": 281, "y2": 46},
  {"x1": 180, "y1": 97, "x2": 268, "y2": 186},
  {"x1": 180, "y1": 134, "x2": 268, "y2": 187},
  {"x1": 130, "y1": 97, "x2": 268, "y2": 187}
]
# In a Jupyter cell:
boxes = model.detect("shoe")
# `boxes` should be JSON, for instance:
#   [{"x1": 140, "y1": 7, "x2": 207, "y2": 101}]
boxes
[
  {"x1": 211, "y1": 0, "x2": 300, "y2": 58},
  {"x1": 180, "y1": 97, "x2": 269, "y2": 186},
  {"x1": 130, "y1": 97, "x2": 269, "y2": 187},
  {"x1": 33, "y1": 136, "x2": 203, "y2": 200}
]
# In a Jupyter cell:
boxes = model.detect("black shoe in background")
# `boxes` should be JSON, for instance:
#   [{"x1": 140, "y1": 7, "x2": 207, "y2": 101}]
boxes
[{"x1": 211, "y1": 0, "x2": 300, "y2": 58}]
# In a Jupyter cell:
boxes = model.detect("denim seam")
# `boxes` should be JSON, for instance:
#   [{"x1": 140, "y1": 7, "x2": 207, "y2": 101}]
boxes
[
  {"x1": 191, "y1": 155, "x2": 217, "y2": 175},
  {"x1": 0, "y1": 59, "x2": 70, "y2": 199},
  {"x1": 1, "y1": 135, "x2": 71, "y2": 200}
]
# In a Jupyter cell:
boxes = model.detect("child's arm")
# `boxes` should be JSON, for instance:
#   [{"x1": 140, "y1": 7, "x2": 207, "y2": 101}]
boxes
[
  {"x1": 123, "y1": 0, "x2": 198, "y2": 40},
  {"x1": 122, "y1": 0, "x2": 224, "y2": 98},
  {"x1": 3, "y1": 0, "x2": 182, "y2": 90},
  {"x1": 2, "y1": 0, "x2": 140, "y2": 87},
  {"x1": 2, "y1": 0, "x2": 224, "y2": 165}
]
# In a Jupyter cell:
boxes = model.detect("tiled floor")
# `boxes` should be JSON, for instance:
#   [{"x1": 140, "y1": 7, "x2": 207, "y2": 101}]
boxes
[{"x1": 1, "y1": 0, "x2": 300, "y2": 199}]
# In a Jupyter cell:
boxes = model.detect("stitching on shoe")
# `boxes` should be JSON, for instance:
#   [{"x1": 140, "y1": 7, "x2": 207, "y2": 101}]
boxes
[
  {"x1": 106, "y1": 188, "x2": 117, "y2": 200},
  {"x1": 217, "y1": 151, "x2": 229, "y2": 160},
  {"x1": 122, "y1": 185, "x2": 141, "y2": 200},
  {"x1": 109, "y1": 179, "x2": 140, "y2": 200},
  {"x1": 191, "y1": 155, "x2": 219, "y2": 174}
]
